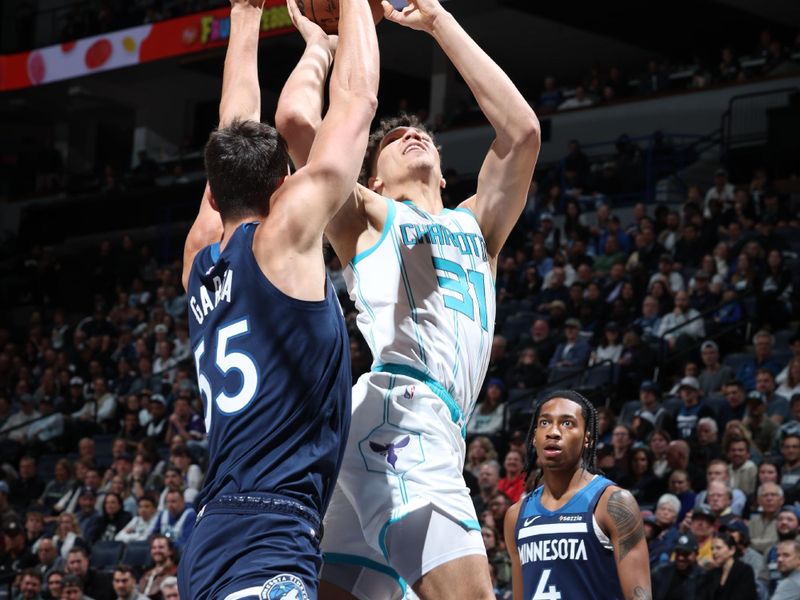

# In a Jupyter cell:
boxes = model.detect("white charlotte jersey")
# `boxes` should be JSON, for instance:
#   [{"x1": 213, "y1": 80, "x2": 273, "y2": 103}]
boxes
[{"x1": 343, "y1": 198, "x2": 495, "y2": 422}]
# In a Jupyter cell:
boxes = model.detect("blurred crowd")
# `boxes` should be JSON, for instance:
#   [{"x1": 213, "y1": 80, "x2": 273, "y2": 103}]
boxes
[{"x1": 1, "y1": 148, "x2": 799, "y2": 598}]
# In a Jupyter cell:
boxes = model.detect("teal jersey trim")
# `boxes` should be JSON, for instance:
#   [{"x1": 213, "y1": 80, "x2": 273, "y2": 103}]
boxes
[
  {"x1": 323, "y1": 552, "x2": 407, "y2": 595},
  {"x1": 373, "y1": 363, "x2": 465, "y2": 437},
  {"x1": 351, "y1": 197, "x2": 396, "y2": 267},
  {"x1": 461, "y1": 519, "x2": 481, "y2": 531},
  {"x1": 454, "y1": 206, "x2": 479, "y2": 223}
]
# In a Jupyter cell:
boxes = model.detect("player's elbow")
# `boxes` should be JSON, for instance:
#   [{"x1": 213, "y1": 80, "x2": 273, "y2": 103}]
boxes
[
  {"x1": 275, "y1": 105, "x2": 318, "y2": 139},
  {"x1": 512, "y1": 111, "x2": 541, "y2": 151}
]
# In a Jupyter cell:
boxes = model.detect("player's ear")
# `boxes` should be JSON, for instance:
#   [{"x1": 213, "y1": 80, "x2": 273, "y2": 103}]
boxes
[
  {"x1": 440, "y1": 177, "x2": 446, "y2": 190},
  {"x1": 369, "y1": 176, "x2": 384, "y2": 194}
]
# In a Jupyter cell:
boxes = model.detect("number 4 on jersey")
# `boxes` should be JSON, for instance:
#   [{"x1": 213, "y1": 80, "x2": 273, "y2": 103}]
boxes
[
  {"x1": 193, "y1": 317, "x2": 258, "y2": 432},
  {"x1": 533, "y1": 569, "x2": 562, "y2": 600}
]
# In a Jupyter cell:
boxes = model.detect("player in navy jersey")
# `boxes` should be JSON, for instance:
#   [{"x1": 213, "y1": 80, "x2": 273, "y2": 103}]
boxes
[
  {"x1": 505, "y1": 390, "x2": 651, "y2": 600},
  {"x1": 177, "y1": 0, "x2": 379, "y2": 598}
]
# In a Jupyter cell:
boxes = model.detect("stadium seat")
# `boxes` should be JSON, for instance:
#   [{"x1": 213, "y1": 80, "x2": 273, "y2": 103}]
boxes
[
  {"x1": 122, "y1": 541, "x2": 151, "y2": 575},
  {"x1": 774, "y1": 329, "x2": 796, "y2": 350},
  {"x1": 722, "y1": 352, "x2": 752, "y2": 373},
  {"x1": 704, "y1": 393, "x2": 725, "y2": 416},
  {"x1": 90, "y1": 541, "x2": 124, "y2": 570},
  {"x1": 502, "y1": 312, "x2": 535, "y2": 343},
  {"x1": 619, "y1": 400, "x2": 641, "y2": 426},
  {"x1": 582, "y1": 363, "x2": 616, "y2": 389},
  {"x1": 773, "y1": 349, "x2": 793, "y2": 368}
]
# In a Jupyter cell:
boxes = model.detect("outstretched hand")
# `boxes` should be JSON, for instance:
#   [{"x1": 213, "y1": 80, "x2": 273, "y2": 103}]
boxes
[
  {"x1": 381, "y1": 0, "x2": 447, "y2": 32},
  {"x1": 287, "y1": 0, "x2": 338, "y2": 54}
]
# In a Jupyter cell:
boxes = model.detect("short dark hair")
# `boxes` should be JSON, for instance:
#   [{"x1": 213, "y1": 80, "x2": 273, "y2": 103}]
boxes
[
  {"x1": 20, "y1": 568, "x2": 42, "y2": 583},
  {"x1": 361, "y1": 113, "x2": 439, "y2": 185},
  {"x1": 67, "y1": 546, "x2": 89, "y2": 559},
  {"x1": 113, "y1": 564, "x2": 135, "y2": 576},
  {"x1": 62, "y1": 574, "x2": 84, "y2": 590},
  {"x1": 204, "y1": 119, "x2": 289, "y2": 222}
]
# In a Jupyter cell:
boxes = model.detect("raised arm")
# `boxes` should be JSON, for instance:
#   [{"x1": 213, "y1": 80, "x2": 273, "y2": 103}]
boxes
[
  {"x1": 383, "y1": 0, "x2": 540, "y2": 260},
  {"x1": 275, "y1": 0, "x2": 336, "y2": 168},
  {"x1": 182, "y1": 0, "x2": 264, "y2": 290},
  {"x1": 598, "y1": 487, "x2": 652, "y2": 600},
  {"x1": 267, "y1": 0, "x2": 379, "y2": 251}
]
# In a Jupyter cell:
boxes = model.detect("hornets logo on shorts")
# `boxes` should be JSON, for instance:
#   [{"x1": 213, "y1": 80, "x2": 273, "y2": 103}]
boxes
[{"x1": 260, "y1": 574, "x2": 310, "y2": 600}]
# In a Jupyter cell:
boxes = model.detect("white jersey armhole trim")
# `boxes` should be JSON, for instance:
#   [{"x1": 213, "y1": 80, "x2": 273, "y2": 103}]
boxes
[{"x1": 592, "y1": 514, "x2": 613, "y2": 551}]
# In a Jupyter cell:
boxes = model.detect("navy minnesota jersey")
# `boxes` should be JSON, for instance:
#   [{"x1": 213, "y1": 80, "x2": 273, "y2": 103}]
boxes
[
  {"x1": 515, "y1": 475, "x2": 623, "y2": 600},
  {"x1": 187, "y1": 222, "x2": 351, "y2": 517}
]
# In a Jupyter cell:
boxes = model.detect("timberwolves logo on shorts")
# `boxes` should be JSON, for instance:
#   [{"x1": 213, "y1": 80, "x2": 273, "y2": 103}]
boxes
[{"x1": 260, "y1": 574, "x2": 309, "y2": 600}]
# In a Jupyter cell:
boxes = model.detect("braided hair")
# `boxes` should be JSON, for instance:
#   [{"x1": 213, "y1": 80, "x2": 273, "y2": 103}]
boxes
[{"x1": 523, "y1": 390, "x2": 600, "y2": 488}]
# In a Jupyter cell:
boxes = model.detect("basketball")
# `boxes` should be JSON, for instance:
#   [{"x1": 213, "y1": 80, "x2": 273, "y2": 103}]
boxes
[{"x1": 296, "y1": 0, "x2": 385, "y2": 34}]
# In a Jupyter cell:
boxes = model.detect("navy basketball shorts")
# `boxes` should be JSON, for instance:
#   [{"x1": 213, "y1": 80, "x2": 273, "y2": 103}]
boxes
[{"x1": 178, "y1": 493, "x2": 322, "y2": 600}]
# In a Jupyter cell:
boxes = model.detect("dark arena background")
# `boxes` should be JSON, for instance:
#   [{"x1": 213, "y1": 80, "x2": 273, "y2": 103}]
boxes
[{"x1": 0, "y1": 0, "x2": 799, "y2": 598}]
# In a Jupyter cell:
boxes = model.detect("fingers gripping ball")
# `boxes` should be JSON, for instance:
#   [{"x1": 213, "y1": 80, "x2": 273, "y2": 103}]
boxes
[{"x1": 296, "y1": 0, "x2": 384, "y2": 34}]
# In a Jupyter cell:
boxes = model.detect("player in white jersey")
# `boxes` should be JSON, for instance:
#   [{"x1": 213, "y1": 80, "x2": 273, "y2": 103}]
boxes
[{"x1": 277, "y1": 1, "x2": 541, "y2": 598}]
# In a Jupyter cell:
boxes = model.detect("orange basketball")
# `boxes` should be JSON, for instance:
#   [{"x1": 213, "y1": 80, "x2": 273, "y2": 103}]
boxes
[{"x1": 297, "y1": 0, "x2": 385, "y2": 34}]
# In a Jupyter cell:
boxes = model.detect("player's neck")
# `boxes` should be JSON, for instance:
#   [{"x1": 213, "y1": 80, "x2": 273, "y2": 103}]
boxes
[
  {"x1": 384, "y1": 181, "x2": 443, "y2": 215},
  {"x1": 220, "y1": 216, "x2": 259, "y2": 252},
  {"x1": 541, "y1": 467, "x2": 593, "y2": 503}
]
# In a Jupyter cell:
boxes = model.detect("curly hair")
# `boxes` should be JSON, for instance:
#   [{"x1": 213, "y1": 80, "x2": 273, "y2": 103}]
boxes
[{"x1": 359, "y1": 113, "x2": 441, "y2": 186}]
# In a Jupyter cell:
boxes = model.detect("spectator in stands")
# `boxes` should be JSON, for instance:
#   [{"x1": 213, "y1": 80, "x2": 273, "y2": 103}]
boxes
[
  {"x1": 725, "y1": 521, "x2": 764, "y2": 582},
  {"x1": 10, "y1": 455, "x2": 45, "y2": 513},
  {"x1": 14, "y1": 567, "x2": 43, "y2": 600},
  {"x1": 675, "y1": 377, "x2": 714, "y2": 441},
  {"x1": 24, "y1": 510, "x2": 44, "y2": 550},
  {"x1": 559, "y1": 85, "x2": 594, "y2": 111},
  {"x1": 686, "y1": 505, "x2": 716, "y2": 568},
  {"x1": 91, "y1": 492, "x2": 131, "y2": 544},
  {"x1": 631, "y1": 381, "x2": 672, "y2": 434},
  {"x1": 537, "y1": 266, "x2": 570, "y2": 313},
  {"x1": 481, "y1": 525, "x2": 511, "y2": 592},
  {"x1": 773, "y1": 539, "x2": 800, "y2": 600},
  {"x1": 754, "y1": 369, "x2": 790, "y2": 425},
  {"x1": 717, "y1": 47, "x2": 740, "y2": 82},
  {"x1": 688, "y1": 271, "x2": 719, "y2": 315},
  {"x1": 748, "y1": 482, "x2": 782, "y2": 554},
  {"x1": 34, "y1": 537, "x2": 63, "y2": 577},
  {"x1": 634, "y1": 296, "x2": 662, "y2": 343},
  {"x1": 159, "y1": 577, "x2": 179, "y2": 600},
  {"x1": 164, "y1": 395, "x2": 204, "y2": 446},
  {"x1": 657, "y1": 291, "x2": 705, "y2": 351},
  {"x1": 779, "y1": 433, "x2": 800, "y2": 491},
  {"x1": 151, "y1": 489, "x2": 194, "y2": 551},
  {"x1": 704, "y1": 168, "x2": 735, "y2": 217},
  {"x1": 167, "y1": 446, "x2": 202, "y2": 505},
  {"x1": 473, "y1": 461, "x2": 500, "y2": 515},
  {"x1": 706, "y1": 480, "x2": 736, "y2": 522},
  {"x1": 497, "y1": 449, "x2": 525, "y2": 505},
  {"x1": 777, "y1": 360, "x2": 800, "y2": 400},
  {"x1": 548, "y1": 318, "x2": 591, "y2": 369},
  {"x1": 704, "y1": 531, "x2": 757, "y2": 599},
  {"x1": 695, "y1": 459, "x2": 747, "y2": 517},
  {"x1": 465, "y1": 436, "x2": 497, "y2": 480},
  {"x1": 505, "y1": 347, "x2": 546, "y2": 390},
  {"x1": 112, "y1": 564, "x2": 148, "y2": 600},
  {"x1": 4, "y1": 394, "x2": 41, "y2": 444},
  {"x1": 3, "y1": 520, "x2": 37, "y2": 572},
  {"x1": 467, "y1": 379, "x2": 506, "y2": 437},
  {"x1": 725, "y1": 436, "x2": 757, "y2": 497},
  {"x1": 487, "y1": 492, "x2": 512, "y2": 529},
  {"x1": 144, "y1": 395, "x2": 168, "y2": 441},
  {"x1": 52, "y1": 513, "x2": 83, "y2": 560},
  {"x1": 66, "y1": 546, "x2": 113, "y2": 600},
  {"x1": 743, "y1": 391, "x2": 778, "y2": 454},
  {"x1": 763, "y1": 507, "x2": 800, "y2": 594},
  {"x1": 639, "y1": 59, "x2": 670, "y2": 95},
  {"x1": 649, "y1": 429, "x2": 671, "y2": 479},
  {"x1": 115, "y1": 494, "x2": 157, "y2": 544},
  {"x1": 692, "y1": 417, "x2": 722, "y2": 470},
  {"x1": 74, "y1": 487, "x2": 100, "y2": 542},
  {"x1": 697, "y1": 341, "x2": 732, "y2": 396},
  {"x1": 651, "y1": 532, "x2": 704, "y2": 600},
  {"x1": 668, "y1": 468, "x2": 696, "y2": 520},
  {"x1": 537, "y1": 76, "x2": 563, "y2": 113},
  {"x1": 624, "y1": 447, "x2": 663, "y2": 505},
  {"x1": 648, "y1": 493, "x2": 681, "y2": 564},
  {"x1": 138, "y1": 535, "x2": 178, "y2": 598}
]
